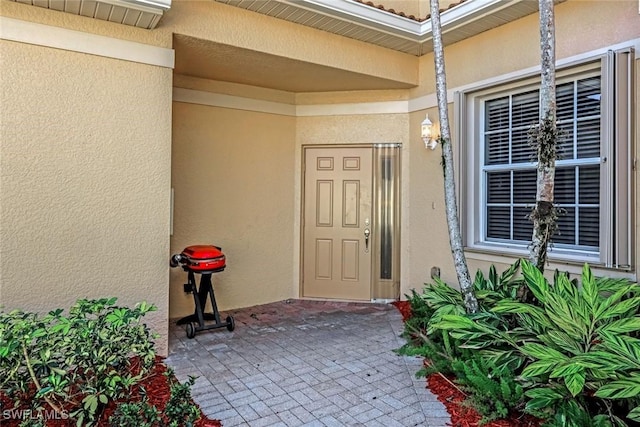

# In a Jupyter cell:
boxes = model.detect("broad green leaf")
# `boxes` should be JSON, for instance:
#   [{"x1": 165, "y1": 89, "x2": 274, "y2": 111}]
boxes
[
  {"x1": 539, "y1": 331, "x2": 582, "y2": 356},
  {"x1": 601, "y1": 317, "x2": 640, "y2": 334},
  {"x1": 544, "y1": 293, "x2": 587, "y2": 340},
  {"x1": 594, "y1": 285, "x2": 638, "y2": 320},
  {"x1": 473, "y1": 270, "x2": 486, "y2": 291},
  {"x1": 35, "y1": 386, "x2": 53, "y2": 398},
  {"x1": 598, "y1": 297, "x2": 640, "y2": 321},
  {"x1": 524, "y1": 387, "x2": 564, "y2": 409},
  {"x1": 430, "y1": 304, "x2": 465, "y2": 324},
  {"x1": 564, "y1": 369, "x2": 586, "y2": 396},
  {"x1": 521, "y1": 260, "x2": 550, "y2": 302},
  {"x1": 627, "y1": 407, "x2": 640, "y2": 422},
  {"x1": 555, "y1": 272, "x2": 578, "y2": 300},
  {"x1": 492, "y1": 301, "x2": 551, "y2": 329},
  {"x1": 499, "y1": 259, "x2": 520, "y2": 284},
  {"x1": 521, "y1": 343, "x2": 567, "y2": 361},
  {"x1": 599, "y1": 333, "x2": 640, "y2": 369},
  {"x1": 581, "y1": 263, "x2": 598, "y2": 309},
  {"x1": 595, "y1": 375, "x2": 640, "y2": 399},
  {"x1": 596, "y1": 276, "x2": 636, "y2": 294},
  {"x1": 591, "y1": 415, "x2": 614, "y2": 427},
  {"x1": 431, "y1": 314, "x2": 485, "y2": 332},
  {"x1": 521, "y1": 359, "x2": 560, "y2": 378},
  {"x1": 550, "y1": 362, "x2": 586, "y2": 378}
]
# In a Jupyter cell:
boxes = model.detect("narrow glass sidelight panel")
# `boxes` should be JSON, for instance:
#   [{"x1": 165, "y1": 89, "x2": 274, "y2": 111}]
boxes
[{"x1": 372, "y1": 144, "x2": 401, "y2": 301}]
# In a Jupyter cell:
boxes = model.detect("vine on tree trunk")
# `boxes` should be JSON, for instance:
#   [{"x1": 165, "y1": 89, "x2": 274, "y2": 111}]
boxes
[{"x1": 528, "y1": 114, "x2": 559, "y2": 275}]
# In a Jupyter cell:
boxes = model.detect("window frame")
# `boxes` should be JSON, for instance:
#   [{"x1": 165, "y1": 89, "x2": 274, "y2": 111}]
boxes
[{"x1": 457, "y1": 49, "x2": 634, "y2": 269}]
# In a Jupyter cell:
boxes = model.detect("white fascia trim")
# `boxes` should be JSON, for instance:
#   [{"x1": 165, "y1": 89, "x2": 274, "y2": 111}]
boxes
[
  {"x1": 102, "y1": 0, "x2": 169, "y2": 14},
  {"x1": 289, "y1": 0, "x2": 418, "y2": 39},
  {"x1": 292, "y1": 0, "x2": 527, "y2": 41},
  {"x1": 121, "y1": 0, "x2": 171, "y2": 10},
  {"x1": 0, "y1": 17, "x2": 174, "y2": 68},
  {"x1": 423, "y1": 0, "x2": 525, "y2": 35},
  {"x1": 173, "y1": 88, "x2": 297, "y2": 116}
]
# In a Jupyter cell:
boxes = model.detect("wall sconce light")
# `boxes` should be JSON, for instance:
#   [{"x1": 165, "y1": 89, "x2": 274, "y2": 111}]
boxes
[{"x1": 421, "y1": 114, "x2": 438, "y2": 150}]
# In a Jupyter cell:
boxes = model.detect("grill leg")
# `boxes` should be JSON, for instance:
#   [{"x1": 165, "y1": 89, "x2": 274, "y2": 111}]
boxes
[
  {"x1": 175, "y1": 270, "x2": 231, "y2": 337},
  {"x1": 193, "y1": 272, "x2": 209, "y2": 327},
  {"x1": 177, "y1": 271, "x2": 203, "y2": 326},
  {"x1": 205, "y1": 275, "x2": 222, "y2": 325}
]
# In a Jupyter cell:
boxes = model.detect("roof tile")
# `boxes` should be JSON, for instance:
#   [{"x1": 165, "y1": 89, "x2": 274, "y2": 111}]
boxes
[{"x1": 354, "y1": 0, "x2": 467, "y2": 22}]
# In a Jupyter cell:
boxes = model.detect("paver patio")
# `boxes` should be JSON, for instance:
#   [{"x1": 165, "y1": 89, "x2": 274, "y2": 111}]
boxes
[{"x1": 165, "y1": 299, "x2": 450, "y2": 426}]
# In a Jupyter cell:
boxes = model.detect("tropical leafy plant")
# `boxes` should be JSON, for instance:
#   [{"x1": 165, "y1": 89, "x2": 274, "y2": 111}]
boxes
[
  {"x1": 397, "y1": 261, "x2": 529, "y2": 420},
  {"x1": 430, "y1": 260, "x2": 640, "y2": 425}
]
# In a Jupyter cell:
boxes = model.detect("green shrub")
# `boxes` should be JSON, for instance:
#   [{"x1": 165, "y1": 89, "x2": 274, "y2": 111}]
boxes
[
  {"x1": 429, "y1": 260, "x2": 640, "y2": 425},
  {"x1": 450, "y1": 356, "x2": 525, "y2": 425},
  {"x1": 109, "y1": 401, "x2": 161, "y2": 427},
  {"x1": 396, "y1": 260, "x2": 529, "y2": 422},
  {"x1": 163, "y1": 373, "x2": 201, "y2": 427},
  {"x1": 397, "y1": 260, "x2": 527, "y2": 375},
  {"x1": 0, "y1": 298, "x2": 158, "y2": 425},
  {"x1": 109, "y1": 373, "x2": 200, "y2": 427}
]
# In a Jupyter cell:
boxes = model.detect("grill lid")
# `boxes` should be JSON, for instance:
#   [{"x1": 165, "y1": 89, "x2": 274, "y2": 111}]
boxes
[{"x1": 181, "y1": 245, "x2": 224, "y2": 260}]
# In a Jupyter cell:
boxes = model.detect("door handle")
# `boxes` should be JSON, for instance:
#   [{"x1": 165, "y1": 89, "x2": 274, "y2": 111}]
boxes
[{"x1": 364, "y1": 228, "x2": 370, "y2": 253}]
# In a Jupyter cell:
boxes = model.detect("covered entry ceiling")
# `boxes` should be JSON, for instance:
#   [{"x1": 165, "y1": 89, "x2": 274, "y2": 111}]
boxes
[
  {"x1": 173, "y1": 0, "x2": 551, "y2": 93},
  {"x1": 173, "y1": 34, "x2": 416, "y2": 93}
]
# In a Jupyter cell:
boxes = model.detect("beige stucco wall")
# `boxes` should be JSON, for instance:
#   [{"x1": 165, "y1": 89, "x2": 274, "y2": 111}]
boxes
[
  {"x1": 170, "y1": 102, "x2": 296, "y2": 318},
  {"x1": 0, "y1": 40, "x2": 173, "y2": 353}
]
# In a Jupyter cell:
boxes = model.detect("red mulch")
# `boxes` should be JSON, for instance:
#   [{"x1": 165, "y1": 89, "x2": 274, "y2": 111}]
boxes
[
  {"x1": 392, "y1": 300, "x2": 541, "y2": 427},
  {"x1": 0, "y1": 356, "x2": 221, "y2": 427},
  {"x1": 391, "y1": 300, "x2": 413, "y2": 322}
]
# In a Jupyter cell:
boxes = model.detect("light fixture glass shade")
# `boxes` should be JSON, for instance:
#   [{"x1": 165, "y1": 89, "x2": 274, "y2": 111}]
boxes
[
  {"x1": 421, "y1": 114, "x2": 433, "y2": 139},
  {"x1": 421, "y1": 114, "x2": 437, "y2": 149}
]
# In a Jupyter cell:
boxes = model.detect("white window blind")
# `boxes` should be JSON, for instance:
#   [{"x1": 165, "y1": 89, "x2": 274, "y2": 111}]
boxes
[{"x1": 460, "y1": 48, "x2": 634, "y2": 268}]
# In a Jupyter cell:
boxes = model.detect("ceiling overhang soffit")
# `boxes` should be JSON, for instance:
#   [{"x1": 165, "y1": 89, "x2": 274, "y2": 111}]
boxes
[
  {"x1": 214, "y1": 0, "x2": 545, "y2": 56},
  {"x1": 7, "y1": 0, "x2": 171, "y2": 29}
]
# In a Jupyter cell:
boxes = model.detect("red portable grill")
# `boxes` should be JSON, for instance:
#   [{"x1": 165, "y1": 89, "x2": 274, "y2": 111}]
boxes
[{"x1": 170, "y1": 245, "x2": 235, "y2": 338}]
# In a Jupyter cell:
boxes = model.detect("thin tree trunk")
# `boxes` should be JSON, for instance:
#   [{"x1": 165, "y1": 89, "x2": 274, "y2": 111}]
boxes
[
  {"x1": 529, "y1": 0, "x2": 557, "y2": 272},
  {"x1": 430, "y1": 0, "x2": 478, "y2": 314}
]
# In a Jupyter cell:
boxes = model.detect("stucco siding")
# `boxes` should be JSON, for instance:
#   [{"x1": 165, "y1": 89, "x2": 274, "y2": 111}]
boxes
[
  {"x1": 0, "y1": 40, "x2": 172, "y2": 354},
  {"x1": 170, "y1": 102, "x2": 296, "y2": 318}
]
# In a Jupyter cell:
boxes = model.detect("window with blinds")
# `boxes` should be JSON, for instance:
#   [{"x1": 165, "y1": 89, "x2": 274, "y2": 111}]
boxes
[
  {"x1": 483, "y1": 76, "x2": 601, "y2": 252},
  {"x1": 459, "y1": 47, "x2": 634, "y2": 269}
]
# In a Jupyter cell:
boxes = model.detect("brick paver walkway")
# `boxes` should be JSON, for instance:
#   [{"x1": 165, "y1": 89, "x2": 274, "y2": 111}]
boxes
[{"x1": 165, "y1": 300, "x2": 450, "y2": 426}]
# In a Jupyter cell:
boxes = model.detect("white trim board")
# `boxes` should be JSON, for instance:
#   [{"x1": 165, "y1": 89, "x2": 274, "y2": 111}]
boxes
[
  {"x1": 296, "y1": 101, "x2": 409, "y2": 117},
  {"x1": 0, "y1": 17, "x2": 174, "y2": 68},
  {"x1": 173, "y1": 88, "x2": 297, "y2": 116},
  {"x1": 174, "y1": 87, "x2": 412, "y2": 117}
]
